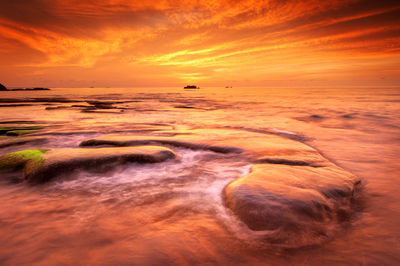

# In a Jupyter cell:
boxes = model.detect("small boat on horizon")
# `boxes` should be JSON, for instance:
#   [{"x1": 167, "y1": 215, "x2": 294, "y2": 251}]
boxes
[{"x1": 184, "y1": 85, "x2": 199, "y2": 89}]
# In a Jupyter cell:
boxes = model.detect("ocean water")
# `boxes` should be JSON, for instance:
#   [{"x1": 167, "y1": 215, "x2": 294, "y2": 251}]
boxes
[{"x1": 0, "y1": 87, "x2": 399, "y2": 265}]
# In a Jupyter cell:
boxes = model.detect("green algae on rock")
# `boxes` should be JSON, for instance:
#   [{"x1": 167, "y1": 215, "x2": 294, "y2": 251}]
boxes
[
  {"x1": 1, "y1": 146, "x2": 176, "y2": 184},
  {"x1": 0, "y1": 149, "x2": 48, "y2": 176}
]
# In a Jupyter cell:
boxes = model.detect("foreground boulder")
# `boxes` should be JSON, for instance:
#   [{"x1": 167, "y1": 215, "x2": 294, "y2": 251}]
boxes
[
  {"x1": 224, "y1": 164, "x2": 360, "y2": 247},
  {"x1": 0, "y1": 146, "x2": 176, "y2": 183}
]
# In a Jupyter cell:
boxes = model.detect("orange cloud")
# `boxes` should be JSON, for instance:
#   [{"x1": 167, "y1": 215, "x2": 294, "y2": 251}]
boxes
[{"x1": 0, "y1": 0, "x2": 399, "y2": 87}]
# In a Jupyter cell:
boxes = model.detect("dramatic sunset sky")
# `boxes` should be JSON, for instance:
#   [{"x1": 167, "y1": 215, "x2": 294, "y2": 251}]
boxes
[{"x1": 0, "y1": 0, "x2": 399, "y2": 87}]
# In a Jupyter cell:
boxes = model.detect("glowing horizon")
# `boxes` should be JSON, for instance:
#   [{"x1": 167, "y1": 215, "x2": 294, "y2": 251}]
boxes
[{"x1": 0, "y1": 0, "x2": 399, "y2": 88}]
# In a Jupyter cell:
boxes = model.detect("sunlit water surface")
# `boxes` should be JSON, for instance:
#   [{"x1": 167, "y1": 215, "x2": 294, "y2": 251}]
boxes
[{"x1": 0, "y1": 87, "x2": 399, "y2": 265}]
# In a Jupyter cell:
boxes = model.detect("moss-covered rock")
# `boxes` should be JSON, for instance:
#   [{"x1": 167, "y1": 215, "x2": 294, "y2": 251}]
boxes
[
  {"x1": 0, "y1": 149, "x2": 48, "y2": 175},
  {"x1": 1, "y1": 146, "x2": 176, "y2": 183}
]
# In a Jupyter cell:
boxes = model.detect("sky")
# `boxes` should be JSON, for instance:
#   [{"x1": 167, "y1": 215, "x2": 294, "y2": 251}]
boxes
[{"x1": 0, "y1": 0, "x2": 399, "y2": 88}]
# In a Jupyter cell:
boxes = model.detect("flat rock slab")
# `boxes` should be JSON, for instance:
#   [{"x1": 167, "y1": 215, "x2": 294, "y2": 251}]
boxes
[
  {"x1": 80, "y1": 128, "x2": 326, "y2": 165},
  {"x1": 80, "y1": 128, "x2": 361, "y2": 246},
  {"x1": 0, "y1": 136, "x2": 47, "y2": 148},
  {"x1": 0, "y1": 146, "x2": 176, "y2": 184}
]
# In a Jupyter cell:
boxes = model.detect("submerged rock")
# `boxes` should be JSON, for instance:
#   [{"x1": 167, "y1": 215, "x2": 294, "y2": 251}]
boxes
[{"x1": 0, "y1": 146, "x2": 176, "y2": 183}]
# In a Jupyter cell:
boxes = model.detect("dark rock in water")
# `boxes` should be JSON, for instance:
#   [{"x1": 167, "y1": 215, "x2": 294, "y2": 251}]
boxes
[
  {"x1": 254, "y1": 157, "x2": 315, "y2": 166},
  {"x1": 0, "y1": 97, "x2": 78, "y2": 103},
  {"x1": 81, "y1": 109, "x2": 124, "y2": 114},
  {"x1": 0, "y1": 104, "x2": 33, "y2": 107},
  {"x1": 71, "y1": 104, "x2": 91, "y2": 108},
  {"x1": 0, "y1": 126, "x2": 44, "y2": 136},
  {"x1": 7, "y1": 87, "x2": 51, "y2": 91},
  {"x1": 0, "y1": 121, "x2": 38, "y2": 124},
  {"x1": 0, "y1": 83, "x2": 8, "y2": 91},
  {"x1": 32, "y1": 87, "x2": 50, "y2": 91},
  {"x1": 341, "y1": 114, "x2": 355, "y2": 119},
  {"x1": 184, "y1": 85, "x2": 199, "y2": 89},
  {"x1": 45, "y1": 106, "x2": 68, "y2": 110},
  {"x1": 174, "y1": 105, "x2": 196, "y2": 109},
  {"x1": 0, "y1": 137, "x2": 47, "y2": 148},
  {"x1": 0, "y1": 146, "x2": 176, "y2": 184},
  {"x1": 294, "y1": 114, "x2": 327, "y2": 123},
  {"x1": 30, "y1": 97, "x2": 77, "y2": 103},
  {"x1": 310, "y1": 114, "x2": 325, "y2": 119},
  {"x1": 86, "y1": 100, "x2": 116, "y2": 109}
]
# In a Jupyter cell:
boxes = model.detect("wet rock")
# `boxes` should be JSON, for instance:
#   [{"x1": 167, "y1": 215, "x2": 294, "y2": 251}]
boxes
[
  {"x1": 295, "y1": 114, "x2": 327, "y2": 123},
  {"x1": 32, "y1": 87, "x2": 50, "y2": 91},
  {"x1": 310, "y1": 114, "x2": 325, "y2": 119},
  {"x1": 0, "y1": 149, "x2": 48, "y2": 176},
  {"x1": 79, "y1": 128, "x2": 361, "y2": 247},
  {"x1": 0, "y1": 121, "x2": 38, "y2": 124},
  {"x1": 0, "y1": 83, "x2": 7, "y2": 91},
  {"x1": 0, "y1": 126, "x2": 44, "y2": 136},
  {"x1": 0, "y1": 146, "x2": 176, "y2": 183},
  {"x1": 223, "y1": 163, "x2": 360, "y2": 246},
  {"x1": 80, "y1": 134, "x2": 243, "y2": 154},
  {"x1": 0, "y1": 97, "x2": 78, "y2": 103},
  {"x1": 254, "y1": 158, "x2": 315, "y2": 166},
  {"x1": 0, "y1": 104, "x2": 34, "y2": 107},
  {"x1": 341, "y1": 114, "x2": 355, "y2": 119},
  {"x1": 0, "y1": 137, "x2": 47, "y2": 148},
  {"x1": 81, "y1": 109, "x2": 124, "y2": 114},
  {"x1": 45, "y1": 106, "x2": 68, "y2": 110},
  {"x1": 174, "y1": 105, "x2": 196, "y2": 109},
  {"x1": 8, "y1": 87, "x2": 50, "y2": 91},
  {"x1": 80, "y1": 129, "x2": 324, "y2": 163},
  {"x1": 86, "y1": 101, "x2": 116, "y2": 109}
]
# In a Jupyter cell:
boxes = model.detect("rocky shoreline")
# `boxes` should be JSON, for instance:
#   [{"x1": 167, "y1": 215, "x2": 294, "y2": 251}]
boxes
[
  {"x1": 0, "y1": 127, "x2": 361, "y2": 247},
  {"x1": 0, "y1": 83, "x2": 50, "y2": 91}
]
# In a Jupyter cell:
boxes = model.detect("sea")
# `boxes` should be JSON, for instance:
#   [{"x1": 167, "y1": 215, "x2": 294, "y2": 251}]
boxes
[{"x1": 0, "y1": 86, "x2": 399, "y2": 265}]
